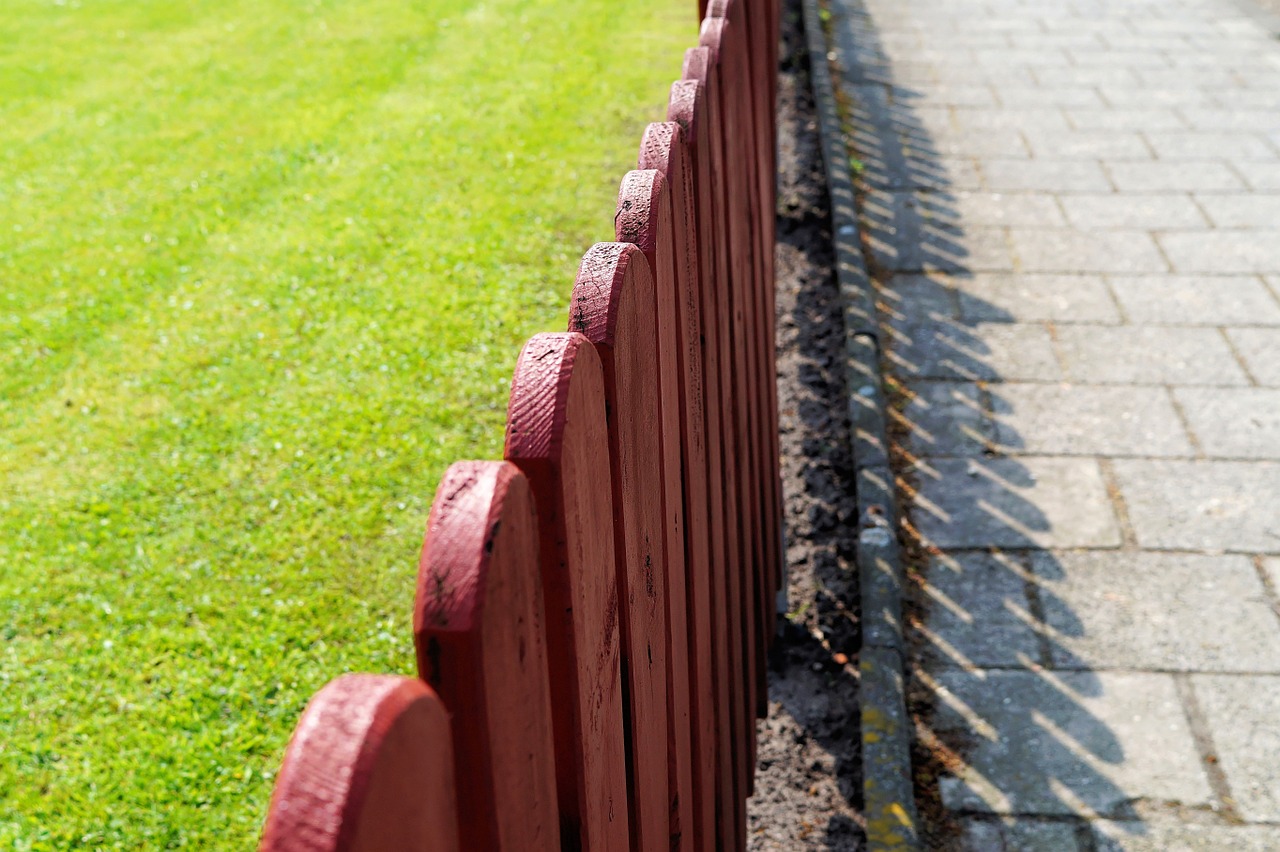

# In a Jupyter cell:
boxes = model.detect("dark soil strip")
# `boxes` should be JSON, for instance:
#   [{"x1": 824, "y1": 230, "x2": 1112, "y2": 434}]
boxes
[{"x1": 747, "y1": 3, "x2": 865, "y2": 849}]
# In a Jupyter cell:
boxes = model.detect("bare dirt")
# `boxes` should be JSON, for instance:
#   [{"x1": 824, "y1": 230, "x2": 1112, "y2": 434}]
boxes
[{"x1": 747, "y1": 3, "x2": 866, "y2": 848}]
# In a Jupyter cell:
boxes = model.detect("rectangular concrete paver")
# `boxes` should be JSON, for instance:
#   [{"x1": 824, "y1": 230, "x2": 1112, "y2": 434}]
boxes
[
  {"x1": 1159, "y1": 231, "x2": 1280, "y2": 274},
  {"x1": 930, "y1": 670, "x2": 1213, "y2": 816},
  {"x1": 991, "y1": 383, "x2": 1192, "y2": 457},
  {"x1": 1226, "y1": 327, "x2": 1280, "y2": 386},
  {"x1": 1111, "y1": 460, "x2": 1280, "y2": 551},
  {"x1": 886, "y1": 320, "x2": 1063, "y2": 382},
  {"x1": 1107, "y1": 276, "x2": 1280, "y2": 325},
  {"x1": 900, "y1": 380, "x2": 991, "y2": 457},
  {"x1": 955, "y1": 274, "x2": 1121, "y2": 324},
  {"x1": 1009, "y1": 229, "x2": 1168, "y2": 274},
  {"x1": 1175, "y1": 388, "x2": 1280, "y2": 459},
  {"x1": 920, "y1": 551, "x2": 1041, "y2": 670},
  {"x1": 1032, "y1": 551, "x2": 1280, "y2": 672},
  {"x1": 1059, "y1": 194, "x2": 1208, "y2": 230},
  {"x1": 913, "y1": 456, "x2": 1121, "y2": 549},
  {"x1": 1055, "y1": 325, "x2": 1249, "y2": 385},
  {"x1": 1191, "y1": 675, "x2": 1280, "y2": 822}
]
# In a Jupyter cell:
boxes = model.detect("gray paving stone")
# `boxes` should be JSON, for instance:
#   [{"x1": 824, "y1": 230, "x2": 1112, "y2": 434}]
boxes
[
  {"x1": 1112, "y1": 459, "x2": 1280, "y2": 551},
  {"x1": 1072, "y1": 49, "x2": 1173, "y2": 69},
  {"x1": 879, "y1": 273, "x2": 959, "y2": 323},
  {"x1": 1195, "y1": 194, "x2": 1280, "y2": 228},
  {"x1": 899, "y1": 82, "x2": 998, "y2": 107},
  {"x1": 930, "y1": 128, "x2": 1032, "y2": 159},
  {"x1": 1144, "y1": 131, "x2": 1279, "y2": 161},
  {"x1": 1191, "y1": 675, "x2": 1280, "y2": 821},
  {"x1": 1066, "y1": 108, "x2": 1188, "y2": 131},
  {"x1": 931, "y1": 670, "x2": 1212, "y2": 815},
  {"x1": 1054, "y1": 325, "x2": 1249, "y2": 385},
  {"x1": 1159, "y1": 231, "x2": 1280, "y2": 274},
  {"x1": 1105, "y1": 161, "x2": 1244, "y2": 191},
  {"x1": 1034, "y1": 67, "x2": 1134, "y2": 87},
  {"x1": 1226, "y1": 327, "x2": 1280, "y2": 385},
  {"x1": 1099, "y1": 86, "x2": 1211, "y2": 107},
  {"x1": 920, "y1": 551, "x2": 1041, "y2": 669},
  {"x1": 956, "y1": 273, "x2": 1121, "y2": 324},
  {"x1": 959, "y1": 817, "x2": 1084, "y2": 851},
  {"x1": 981, "y1": 160, "x2": 1112, "y2": 194},
  {"x1": 992, "y1": 384, "x2": 1191, "y2": 456},
  {"x1": 1107, "y1": 275, "x2": 1280, "y2": 325},
  {"x1": 1060, "y1": 194, "x2": 1207, "y2": 230},
  {"x1": 1175, "y1": 388, "x2": 1280, "y2": 460},
  {"x1": 1235, "y1": 162, "x2": 1280, "y2": 190},
  {"x1": 886, "y1": 320, "x2": 1063, "y2": 382},
  {"x1": 1033, "y1": 551, "x2": 1280, "y2": 672},
  {"x1": 1023, "y1": 129, "x2": 1152, "y2": 160},
  {"x1": 995, "y1": 86, "x2": 1105, "y2": 108},
  {"x1": 1263, "y1": 557, "x2": 1280, "y2": 597},
  {"x1": 862, "y1": 192, "x2": 1014, "y2": 271},
  {"x1": 953, "y1": 108, "x2": 1071, "y2": 134},
  {"x1": 946, "y1": 191, "x2": 1066, "y2": 227},
  {"x1": 1091, "y1": 816, "x2": 1280, "y2": 851},
  {"x1": 913, "y1": 456, "x2": 1120, "y2": 549},
  {"x1": 900, "y1": 380, "x2": 991, "y2": 457},
  {"x1": 1009, "y1": 229, "x2": 1167, "y2": 273},
  {"x1": 1177, "y1": 108, "x2": 1280, "y2": 132}
]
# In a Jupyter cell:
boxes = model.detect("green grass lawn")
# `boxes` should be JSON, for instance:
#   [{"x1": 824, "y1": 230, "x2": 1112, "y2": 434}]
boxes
[{"x1": 0, "y1": 0, "x2": 693, "y2": 845}]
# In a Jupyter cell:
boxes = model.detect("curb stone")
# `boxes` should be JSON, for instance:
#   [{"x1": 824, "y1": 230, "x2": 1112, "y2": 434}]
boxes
[{"x1": 799, "y1": 0, "x2": 922, "y2": 847}]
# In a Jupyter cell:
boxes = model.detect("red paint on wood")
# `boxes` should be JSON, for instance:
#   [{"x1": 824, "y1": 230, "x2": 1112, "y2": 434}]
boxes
[
  {"x1": 700, "y1": 18, "x2": 764, "y2": 840},
  {"x1": 260, "y1": 675, "x2": 459, "y2": 852},
  {"x1": 504, "y1": 333, "x2": 630, "y2": 852},
  {"x1": 682, "y1": 41, "x2": 747, "y2": 851},
  {"x1": 640, "y1": 119, "x2": 721, "y2": 849},
  {"x1": 568, "y1": 243, "x2": 671, "y2": 852},
  {"x1": 615, "y1": 171, "x2": 711, "y2": 852},
  {"x1": 709, "y1": 0, "x2": 778, "y2": 732},
  {"x1": 414, "y1": 461, "x2": 560, "y2": 851}
]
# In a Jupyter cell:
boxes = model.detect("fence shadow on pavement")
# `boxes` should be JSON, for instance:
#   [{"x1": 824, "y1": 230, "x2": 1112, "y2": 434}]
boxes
[{"x1": 829, "y1": 0, "x2": 1149, "y2": 845}]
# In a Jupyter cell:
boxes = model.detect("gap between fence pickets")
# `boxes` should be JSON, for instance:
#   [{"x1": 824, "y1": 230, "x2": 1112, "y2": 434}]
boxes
[{"x1": 799, "y1": 0, "x2": 923, "y2": 849}]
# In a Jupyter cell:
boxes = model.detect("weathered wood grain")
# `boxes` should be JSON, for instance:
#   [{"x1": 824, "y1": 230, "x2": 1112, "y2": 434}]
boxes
[
  {"x1": 504, "y1": 333, "x2": 631, "y2": 851},
  {"x1": 414, "y1": 461, "x2": 560, "y2": 851},
  {"x1": 260, "y1": 675, "x2": 459, "y2": 852},
  {"x1": 616, "y1": 166, "x2": 727, "y2": 849},
  {"x1": 569, "y1": 243, "x2": 672, "y2": 852}
]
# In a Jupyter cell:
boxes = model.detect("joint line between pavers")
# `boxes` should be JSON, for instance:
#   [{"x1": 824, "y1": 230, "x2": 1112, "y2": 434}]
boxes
[
  {"x1": 1165, "y1": 385, "x2": 1206, "y2": 457},
  {"x1": 1095, "y1": 457, "x2": 1138, "y2": 550},
  {"x1": 1173, "y1": 673, "x2": 1244, "y2": 825},
  {"x1": 1218, "y1": 325, "x2": 1261, "y2": 388},
  {"x1": 1253, "y1": 555, "x2": 1280, "y2": 625}
]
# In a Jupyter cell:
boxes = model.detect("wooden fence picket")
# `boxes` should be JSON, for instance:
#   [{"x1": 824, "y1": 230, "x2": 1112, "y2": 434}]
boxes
[
  {"x1": 567, "y1": 243, "x2": 672, "y2": 852},
  {"x1": 616, "y1": 169, "x2": 730, "y2": 850},
  {"x1": 413, "y1": 461, "x2": 560, "y2": 851},
  {"x1": 504, "y1": 333, "x2": 631, "y2": 852},
  {"x1": 639, "y1": 121, "x2": 721, "y2": 852},
  {"x1": 708, "y1": 0, "x2": 778, "y2": 718},
  {"x1": 259, "y1": 675, "x2": 459, "y2": 852},
  {"x1": 259, "y1": 4, "x2": 785, "y2": 848},
  {"x1": 687, "y1": 27, "x2": 757, "y2": 839}
]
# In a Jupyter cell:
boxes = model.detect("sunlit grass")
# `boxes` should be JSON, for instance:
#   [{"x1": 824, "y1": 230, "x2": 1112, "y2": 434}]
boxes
[{"x1": 0, "y1": 0, "x2": 693, "y2": 845}]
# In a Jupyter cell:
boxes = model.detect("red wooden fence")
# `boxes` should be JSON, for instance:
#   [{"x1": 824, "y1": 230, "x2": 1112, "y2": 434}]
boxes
[{"x1": 259, "y1": 0, "x2": 780, "y2": 848}]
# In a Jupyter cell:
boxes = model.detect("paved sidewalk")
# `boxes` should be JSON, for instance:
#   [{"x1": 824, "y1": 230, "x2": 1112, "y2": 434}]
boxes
[{"x1": 826, "y1": 0, "x2": 1280, "y2": 846}]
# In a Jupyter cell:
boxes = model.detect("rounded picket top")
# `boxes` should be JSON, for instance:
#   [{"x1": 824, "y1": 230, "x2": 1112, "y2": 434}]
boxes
[
  {"x1": 415, "y1": 460, "x2": 560, "y2": 852},
  {"x1": 259, "y1": 674, "x2": 458, "y2": 852},
  {"x1": 503, "y1": 331, "x2": 631, "y2": 852}
]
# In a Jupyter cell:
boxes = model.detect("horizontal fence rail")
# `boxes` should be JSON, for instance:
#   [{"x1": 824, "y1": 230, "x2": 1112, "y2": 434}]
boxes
[{"x1": 259, "y1": 0, "x2": 781, "y2": 848}]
